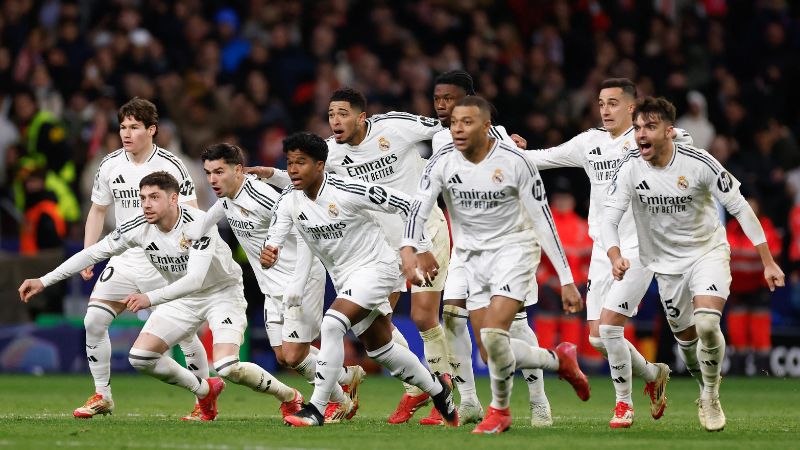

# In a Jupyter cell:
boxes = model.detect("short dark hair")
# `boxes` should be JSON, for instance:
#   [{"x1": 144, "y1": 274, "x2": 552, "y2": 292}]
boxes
[
  {"x1": 119, "y1": 97, "x2": 159, "y2": 135},
  {"x1": 633, "y1": 96, "x2": 677, "y2": 124},
  {"x1": 201, "y1": 143, "x2": 245, "y2": 166},
  {"x1": 329, "y1": 87, "x2": 367, "y2": 112},
  {"x1": 140, "y1": 170, "x2": 179, "y2": 193},
  {"x1": 434, "y1": 70, "x2": 476, "y2": 95},
  {"x1": 599, "y1": 78, "x2": 637, "y2": 99},
  {"x1": 453, "y1": 95, "x2": 493, "y2": 120},
  {"x1": 283, "y1": 132, "x2": 328, "y2": 162}
]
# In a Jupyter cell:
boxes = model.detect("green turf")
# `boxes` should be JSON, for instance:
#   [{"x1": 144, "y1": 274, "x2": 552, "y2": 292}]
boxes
[{"x1": 0, "y1": 374, "x2": 797, "y2": 449}]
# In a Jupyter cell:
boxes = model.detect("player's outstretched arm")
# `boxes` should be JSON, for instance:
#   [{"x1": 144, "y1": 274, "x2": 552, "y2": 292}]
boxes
[
  {"x1": 262, "y1": 188, "x2": 295, "y2": 267},
  {"x1": 246, "y1": 166, "x2": 292, "y2": 189},
  {"x1": 185, "y1": 200, "x2": 224, "y2": 241}
]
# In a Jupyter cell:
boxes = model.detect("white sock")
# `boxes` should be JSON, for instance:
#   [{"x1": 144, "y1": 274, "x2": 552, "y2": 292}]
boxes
[
  {"x1": 214, "y1": 355, "x2": 294, "y2": 402},
  {"x1": 129, "y1": 348, "x2": 207, "y2": 397},
  {"x1": 509, "y1": 338, "x2": 559, "y2": 371},
  {"x1": 442, "y1": 305, "x2": 477, "y2": 402},
  {"x1": 179, "y1": 333, "x2": 209, "y2": 380},
  {"x1": 310, "y1": 311, "x2": 350, "y2": 413},
  {"x1": 694, "y1": 309, "x2": 725, "y2": 399},
  {"x1": 588, "y1": 334, "x2": 607, "y2": 358},
  {"x1": 510, "y1": 313, "x2": 547, "y2": 404},
  {"x1": 85, "y1": 302, "x2": 116, "y2": 398},
  {"x1": 600, "y1": 324, "x2": 633, "y2": 405},
  {"x1": 391, "y1": 326, "x2": 424, "y2": 396},
  {"x1": 676, "y1": 336, "x2": 704, "y2": 390},
  {"x1": 420, "y1": 324, "x2": 450, "y2": 377},
  {"x1": 291, "y1": 347, "x2": 347, "y2": 401},
  {"x1": 367, "y1": 341, "x2": 441, "y2": 396},
  {"x1": 592, "y1": 330, "x2": 658, "y2": 382},
  {"x1": 481, "y1": 328, "x2": 515, "y2": 410}
]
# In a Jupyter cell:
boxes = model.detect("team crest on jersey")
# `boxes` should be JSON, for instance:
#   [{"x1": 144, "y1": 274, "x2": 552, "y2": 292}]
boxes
[
  {"x1": 492, "y1": 168, "x2": 504, "y2": 184},
  {"x1": 623, "y1": 141, "x2": 632, "y2": 152},
  {"x1": 328, "y1": 203, "x2": 340, "y2": 218},
  {"x1": 378, "y1": 136, "x2": 390, "y2": 151},
  {"x1": 677, "y1": 176, "x2": 689, "y2": 190},
  {"x1": 239, "y1": 206, "x2": 249, "y2": 217},
  {"x1": 179, "y1": 233, "x2": 192, "y2": 250}
]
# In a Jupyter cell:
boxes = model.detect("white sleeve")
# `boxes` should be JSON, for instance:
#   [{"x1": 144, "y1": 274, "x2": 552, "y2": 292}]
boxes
[
  {"x1": 145, "y1": 237, "x2": 215, "y2": 305},
  {"x1": 517, "y1": 160, "x2": 574, "y2": 285},
  {"x1": 706, "y1": 163, "x2": 767, "y2": 246},
  {"x1": 184, "y1": 200, "x2": 225, "y2": 241},
  {"x1": 402, "y1": 159, "x2": 445, "y2": 250},
  {"x1": 90, "y1": 161, "x2": 113, "y2": 206},
  {"x1": 264, "y1": 189, "x2": 296, "y2": 250},
  {"x1": 602, "y1": 158, "x2": 634, "y2": 250},
  {"x1": 40, "y1": 218, "x2": 140, "y2": 286},
  {"x1": 260, "y1": 169, "x2": 292, "y2": 189},
  {"x1": 380, "y1": 112, "x2": 444, "y2": 141},
  {"x1": 175, "y1": 159, "x2": 197, "y2": 203},
  {"x1": 525, "y1": 132, "x2": 587, "y2": 170},
  {"x1": 673, "y1": 128, "x2": 694, "y2": 146},
  {"x1": 290, "y1": 232, "x2": 313, "y2": 288}
]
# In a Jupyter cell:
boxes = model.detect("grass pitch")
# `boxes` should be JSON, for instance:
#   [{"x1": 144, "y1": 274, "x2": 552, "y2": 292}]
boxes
[{"x1": 0, "y1": 373, "x2": 797, "y2": 449}]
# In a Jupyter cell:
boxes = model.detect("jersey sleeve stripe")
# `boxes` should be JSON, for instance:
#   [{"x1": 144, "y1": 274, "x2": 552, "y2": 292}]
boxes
[
  {"x1": 676, "y1": 147, "x2": 720, "y2": 174},
  {"x1": 388, "y1": 197, "x2": 410, "y2": 215},
  {"x1": 118, "y1": 215, "x2": 147, "y2": 234},
  {"x1": 156, "y1": 150, "x2": 189, "y2": 178},
  {"x1": 423, "y1": 146, "x2": 453, "y2": 177},
  {"x1": 97, "y1": 149, "x2": 123, "y2": 170},
  {"x1": 243, "y1": 182, "x2": 277, "y2": 209},
  {"x1": 405, "y1": 200, "x2": 422, "y2": 240},
  {"x1": 541, "y1": 205, "x2": 568, "y2": 266}
]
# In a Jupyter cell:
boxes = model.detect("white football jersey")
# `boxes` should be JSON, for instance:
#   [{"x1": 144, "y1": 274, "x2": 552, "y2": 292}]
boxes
[
  {"x1": 41, "y1": 205, "x2": 242, "y2": 305},
  {"x1": 326, "y1": 112, "x2": 445, "y2": 248},
  {"x1": 200, "y1": 175, "x2": 324, "y2": 293},
  {"x1": 403, "y1": 139, "x2": 573, "y2": 285},
  {"x1": 604, "y1": 143, "x2": 759, "y2": 274},
  {"x1": 265, "y1": 173, "x2": 413, "y2": 283},
  {"x1": 527, "y1": 127, "x2": 693, "y2": 250},
  {"x1": 91, "y1": 145, "x2": 197, "y2": 263}
]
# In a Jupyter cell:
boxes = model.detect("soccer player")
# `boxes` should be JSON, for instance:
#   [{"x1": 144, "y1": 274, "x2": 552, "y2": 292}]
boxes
[
  {"x1": 324, "y1": 88, "x2": 453, "y2": 425},
  {"x1": 401, "y1": 96, "x2": 590, "y2": 434},
  {"x1": 19, "y1": 172, "x2": 304, "y2": 421},
  {"x1": 260, "y1": 132, "x2": 457, "y2": 427},
  {"x1": 189, "y1": 143, "x2": 364, "y2": 423},
  {"x1": 526, "y1": 79, "x2": 680, "y2": 428},
  {"x1": 74, "y1": 97, "x2": 209, "y2": 419},
  {"x1": 601, "y1": 97, "x2": 785, "y2": 432},
  {"x1": 430, "y1": 70, "x2": 553, "y2": 427}
]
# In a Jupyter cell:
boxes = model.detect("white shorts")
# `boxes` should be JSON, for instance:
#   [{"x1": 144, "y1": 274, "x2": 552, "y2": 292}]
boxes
[
  {"x1": 394, "y1": 218, "x2": 451, "y2": 293},
  {"x1": 462, "y1": 244, "x2": 538, "y2": 311},
  {"x1": 336, "y1": 261, "x2": 398, "y2": 336},
  {"x1": 264, "y1": 265, "x2": 326, "y2": 344},
  {"x1": 655, "y1": 244, "x2": 731, "y2": 333},
  {"x1": 91, "y1": 253, "x2": 166, "y2": 301},
  {"x1": 586, "y1": 243, "x2": 654, "y2": 321},
  {"x1": 141, "y1": 285, "x2": 248, "y2": 347},
  {"x1": 443, "y1": 249, "x2": 468, "y2": 301}
]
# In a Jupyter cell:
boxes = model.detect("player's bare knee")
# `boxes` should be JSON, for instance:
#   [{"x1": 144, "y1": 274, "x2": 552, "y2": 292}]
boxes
[
  {"x1": 410, "y1": 309, "x2": 437, "y2": 331},
  {"x1": 282, "y1": 348, "x2": 307, "y2": 368}
]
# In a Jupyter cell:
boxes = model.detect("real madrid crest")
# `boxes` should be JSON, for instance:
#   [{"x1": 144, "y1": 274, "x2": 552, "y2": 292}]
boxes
[
  {"x1": 677, "y1": 175, "x2": 689, "y2": 190},
  {"x1": 378, "y1": 136, "x2": 390, "y2": 151},
  {"x1": 179, "y1": 233, "x2": 191, "y2": 250},
  {"x1": 623, "y1": 141, "x2": 631, "y2": 152},
  {"x1": 239, "y1": 206, "x2": 249, "y2": 217},
  {"x1": 328, "y1": 203, "x2": 340, "y2": 218},
  {"x1": 492, "y1": 168, "x2": 504, "y2": 184}
]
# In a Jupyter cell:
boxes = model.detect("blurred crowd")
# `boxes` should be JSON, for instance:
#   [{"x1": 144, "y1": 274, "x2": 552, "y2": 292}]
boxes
[{"x1": 1, "y1": 1, "x2": 800, "y2": 338}]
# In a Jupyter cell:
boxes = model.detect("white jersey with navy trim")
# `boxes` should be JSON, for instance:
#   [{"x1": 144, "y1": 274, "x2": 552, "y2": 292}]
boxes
[
  {"x1": 603, "y1": 143, "x2": 764, "y2": 274},
  {"x1": 91, "y1": 145, "x2": 197, "y2": 263},
  {"x1": 41, "y1": 205, "x2": 243, "y2": 305},
  {"x1": 201, "y1": 175, "x2": 323, "y2": 293},
  {"x1": 526, "y1": 126, "x2": 693, "y2": 250},
  {"x1": 326, "y1": 112, "x2": 445, "y2": 249},
  {"x1": 403, "y1": 139, "x2": 574, "y2": 285},
  {"x1": 264, "y1": 173, "x2": 414, "y2": 284}
]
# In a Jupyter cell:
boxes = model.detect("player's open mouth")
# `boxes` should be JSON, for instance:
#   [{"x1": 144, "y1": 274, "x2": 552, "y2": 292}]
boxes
[
  {"x1": 290, "y1": 178, "x2": 303, "y2": 187},
  {"x1": 333, "y1": 130, "x2": 344, "y2": 140},
  {"x1": 639, "y1": 141, "x2": 652, "y2": 150}
]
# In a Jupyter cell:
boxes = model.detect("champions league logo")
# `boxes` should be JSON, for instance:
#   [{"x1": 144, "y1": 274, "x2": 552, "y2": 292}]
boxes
[
  {"x1": 420, "y1": 174, "x2": 431, "y2": 190},
  {"x1": 378, "y1": 136, "x2": 391, "y2": 151}
]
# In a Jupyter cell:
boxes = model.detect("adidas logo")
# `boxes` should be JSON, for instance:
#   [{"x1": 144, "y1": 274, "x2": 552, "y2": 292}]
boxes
[
  {"x1": 500, "y1": 284, "x2": 511, "y2": 293},
  {"x1": 342, "y1": 155, "x2": 354, "y2": 165},
  {"x1": 707, "y1": 284, "x2": 718, "y2": 292},
  {"x1": 701, "y1": 360, "x2": 719, "y2": 366},
  {"x1": 145, "y1": 242, "x2": 159, "y2": 251},
  {"x1": 635, "y1": 180, "x2": 651, "y2": 190},
  {"x1": 612, "y1": 376, "x2": 627, "y2": 383},
  {"x1": 452, "y1": 375, "x2": 466, "y2": 383},
  {"x1": 187, "y1": 364, "x2": 199, "y2": 371},
  {"x1": 87, "y1": 356, "x2": 98, "y2": 362},
  {"x1": 342, "y1": 289, "x2": 352, "y2": 296},
  {"x1": 315, "y1": 371, "x2": 325, "y2": 380},
  {"x1": 112, "y1": 174, "x2": 126, "y2": 184},
  {"x1": 618, "y1": 302, "x2": 629, "y2": 310},
  {"x1": 525, "y1": 374, "x2": 539, "y2": 383},
  {"x1": 288, "y1": 330, "x2": 299, "y2": 339},
  {"x1": 589, "y1": 147, "x2": 601, "y2": 155},
  {"x1": 298, "y1": 212, "x2": 308, "y2": 221},
  {"x1": 448, "y1": 174, "x2": 463, "y2": 184},
  {"x1": 221, "y1": 317, "x2": 233, "y2": 325}
]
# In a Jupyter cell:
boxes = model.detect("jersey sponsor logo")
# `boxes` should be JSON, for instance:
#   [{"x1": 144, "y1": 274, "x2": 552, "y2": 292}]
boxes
[
  {"x1": 112, "y1": 174, "x2": 126, "y2": 184},
  {"x1": 112, "y1": 186, "x2": 142, "y2": 208},
  {"x1": 492, "y1": 168, "x2": 504, "y2": 184},
  {"x1": 149, "y1": 253, "x2": 190, "y2": 273},
  {"x1": 328, "y1": 203, "x2": 339, "y2": 218},
  {"x1": 378, "y1": 136, "x2": 390, "y2": 151},
  {"x1": 344, "y1": 153, "x2": 399, "y2": 182},
  {"x1": 367, "y1": 186, "x2": 388, "y2": 205},
  {"x1": 299, "y1": 221, "x2": 347, "y2": 240},
  {"x1": 637, "y1": 193, "x2": 693, "y2": 214},
  {"x1": 590, "y1": 158, "x2": 619, "y2": 182},
  {"x1": 451, "y1": 185, "x2": 508, "y2": 210},
  {"x1": 677, "y1": 176, "x2": 689, "y2": 190},
  {"x1": 717, "y1": 171, "x2": 733, "y2": 193},
  {"x1": 227, "y1": 217, "x2": 256, "y2": 238},
  {"x1": 532, "y1": 179, "x2": 545, "y2": 201}
]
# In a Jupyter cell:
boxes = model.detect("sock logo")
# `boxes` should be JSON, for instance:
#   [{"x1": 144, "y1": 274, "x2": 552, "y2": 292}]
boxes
[
  {"x1": 315, "y1": 372, "x2": 325, "y2": 380},
  {"x1": 187, "y1": 363, "x2": 199, "y2": 371},
  {"x1": 525, "y1": 374, "x2": 539, "y2": 383},
  {"x1": 87, "y1": 356, "x2": 98, "y2": 362},
  {"x1": 452, "y1": 375, "x2": 466, "y2": 383},
  {"x1": 701, "y1": 360, "x2": 719, "y2": 366},
  {"x1": 86, "y1": 344, "x2": 98, "y2": 349},
  {"x1": 612, "y1": 376, "x2": 627, "y2": 383},
  {"x1": 427, "y1": 357, "x2": 441, "y2": 365},
  {"x1": 611, "y1": 364, "x2": 626, "y2": 370}
]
